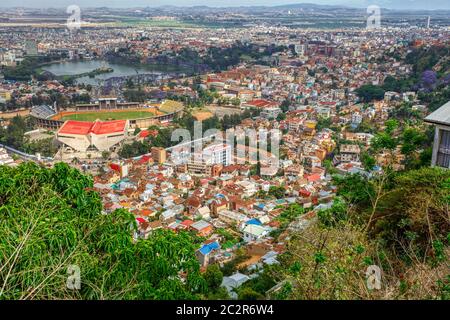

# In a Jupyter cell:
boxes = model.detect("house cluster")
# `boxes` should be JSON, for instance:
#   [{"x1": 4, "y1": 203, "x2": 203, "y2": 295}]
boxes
[{"x1": 92, "y1": 141, "x2": 340, "y2": 275}]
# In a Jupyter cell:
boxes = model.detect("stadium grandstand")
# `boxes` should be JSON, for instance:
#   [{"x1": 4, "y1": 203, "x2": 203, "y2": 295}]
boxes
[
  {"x1": 30, "y1": 104, "x2": 57, "y2": 119},
  {"x1": 159, "y1": 100, "x2": 184, "y2": 114}
]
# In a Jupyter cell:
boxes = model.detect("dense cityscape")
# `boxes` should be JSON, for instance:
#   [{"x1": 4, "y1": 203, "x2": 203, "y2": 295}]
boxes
[{"x1": 0, "y1": 1, "x2": 449, "y2": 304}]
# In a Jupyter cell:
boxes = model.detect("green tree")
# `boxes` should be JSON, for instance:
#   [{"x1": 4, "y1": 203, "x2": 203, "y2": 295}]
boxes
[
  {"x1": 0, "y1": 162, "x2": 206, "y2": 299},
  {"x1": 277, "y1": 113, "x2": 287, "y2": 121},
  {"x1": 317, "y1": 197, "x2": 348, "y2": 227},
  {"x1": 238, "y1": 288, "x2": 265, "y2": 300},
  {"x1": 361, "y1": 152, "x2": 376, "y2": 171},
  {"x1": 268, "y1": 186, "x2": 286, "y2": 199},
  {"x1": 371, "y1": 132, "x2": 398, "y2": 151},
  {"x1": 204, "y1": 264, "x2": 223, "y2": 291},
  {"x1": 356, "y1": 84, "x2": 385, "y2": 103}
]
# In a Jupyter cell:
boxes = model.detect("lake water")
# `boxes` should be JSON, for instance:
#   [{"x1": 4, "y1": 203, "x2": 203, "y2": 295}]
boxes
[{"x1": 43, "y1": 60, "x2": 161, "y2": 85}]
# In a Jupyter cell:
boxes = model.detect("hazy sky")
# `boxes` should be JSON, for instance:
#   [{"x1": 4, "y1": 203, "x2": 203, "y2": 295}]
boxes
[{"x1": 1, "y1": 0, "x2": 450, "y2": 10}]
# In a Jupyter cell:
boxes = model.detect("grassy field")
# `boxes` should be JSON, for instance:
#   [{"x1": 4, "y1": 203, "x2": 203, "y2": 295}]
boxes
[{"x1": 60, "y1": 110, "x2": 157, "y2": 122}]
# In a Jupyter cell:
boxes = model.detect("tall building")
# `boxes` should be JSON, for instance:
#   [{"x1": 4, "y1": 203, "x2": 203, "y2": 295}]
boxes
[
  {"x1": 202, "y1": 143, "x2": 232, "y2": 166},
  {"x1": 151, "y1": 147, "x2": 167, "y2": 164},
  {"x1": 425, "y1": 101, "x2": 450, "y2": 169}
]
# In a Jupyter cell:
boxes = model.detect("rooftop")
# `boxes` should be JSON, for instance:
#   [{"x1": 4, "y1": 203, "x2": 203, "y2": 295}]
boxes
[
  {"x1": 58, "y1": 120, "x2": 127, "y2": 135},
  {"x1": 424, "y1": 101, "x2": 450, "y2": 126}
]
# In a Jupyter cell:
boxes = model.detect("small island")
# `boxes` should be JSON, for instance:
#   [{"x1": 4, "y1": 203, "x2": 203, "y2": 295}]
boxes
[{"x1": 87, "y1": 66, "x2": 114, "y2": 78}]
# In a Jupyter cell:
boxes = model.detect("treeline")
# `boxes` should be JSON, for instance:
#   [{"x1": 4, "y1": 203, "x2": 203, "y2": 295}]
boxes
[
  {"x1": 0, "y1": 115, "x2": 57, "y2": 157},
  {"x1": 0, "y1": 162, "x2": 211, "y2": 299},
  {"x1": 174, "y1": 107, "x2": 261, "y2": 135},
  {"x1": 356, "y1": 45, "x2": 449, "y2": 108},
  {"x1": 1, "y1": 55, "x2": 63, "y2": 81},
  {"x1": 267, "y1": 166, "x2": 450, "y2": 300},
  {"x1": 1, "y1": 90, "x2": 90, "y2": 112},
  {"x1": 119, "y1": 126, "x2": 174, "y2": 159},
  {"x1": 106, "y1": 42, "x2": 286, "y2": 76}
]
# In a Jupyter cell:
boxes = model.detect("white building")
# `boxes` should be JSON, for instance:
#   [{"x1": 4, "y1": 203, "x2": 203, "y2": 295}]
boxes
[
  {"x1": 260, "y1": 107, "x2": 282, "y2": 120},
  {"x1": 56, "y1": 120, "x2": 128, "y2": 153},
  {"x1": 0, "y1": 148, "x2": 14, "y2": 166},
  {"x1": 425, "y1": 101, "x2": 450, "y2": 169},
  {"x1": 202, "y1": 143, "x2": 232, "y2": 166},
  {"x1": 242, "y1": 224, "x2": 269, "y2": 243}
]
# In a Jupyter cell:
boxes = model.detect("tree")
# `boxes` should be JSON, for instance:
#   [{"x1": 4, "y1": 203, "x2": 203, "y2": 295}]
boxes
[
  {"x1": 400, "y1": 127, "x2": 427, "y2": 156},
  {"x1": 384, "y1": 119, "x2": 399, "y2": 135},
  {"x1": 370, "y1": 167, "x2": 450, "y2": 259},
  {"x1": 119, "y1": 141, "x2": 150, "y2": 158},
  {"x1": 238, "y1": 288, "x2": 265, "y2": 300},
  {"x1": 317, "y1": 197, "x2": 349, "y2": 227},
  {"x1": 280, "y1": 99, "x2": 291, "y2": 112},
  {"x1": 268, "y1": 186, "x2": 286, "y2": 199},
  {"x1": 361, "y1": 152, "x2": 376, "y2": 171},
  {"x1": 134, "y1": 127, "x2": 142, "y2": 136},
  {"x1": 371, "y1": 132, "x2": 398, "y2": 151},
  {"x1": 204, "y1": 264, "x2": 223, "y2": 291},
  {"x1": 0, "y1": 162, "x2": 207, "y2": 299},
  {"x1": 356, "y1": 84, "x2": 385, "y2": 103},
  {"x1": 101, "y1": 151, "x2": 111, "y2": 160},
  {"x1": 277, "y1": 113, "x2": 287, "y2": 121},
  {"x1": 231, "y1": 98, "x2": 241, "y2": 107},
  {"x1": 333, "y1": 173, "x2": 374, "y2": 206},
  {"x1": 280, "y1": 223, "x2": 378, "y2": 300}
]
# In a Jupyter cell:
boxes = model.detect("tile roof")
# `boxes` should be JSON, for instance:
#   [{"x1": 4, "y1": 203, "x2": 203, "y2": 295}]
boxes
[{"x1": 424, "y1": 101, "x2": 450, "y2": 126}]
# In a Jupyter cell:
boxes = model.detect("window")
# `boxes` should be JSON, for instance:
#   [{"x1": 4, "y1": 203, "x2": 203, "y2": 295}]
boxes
[{"x1": 436, "y1": 129, "x2": 450, "y2": 168}]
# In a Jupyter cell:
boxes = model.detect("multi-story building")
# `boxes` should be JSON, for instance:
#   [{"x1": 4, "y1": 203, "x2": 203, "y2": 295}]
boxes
[
  {"x1": 425, "y1": 101, "x2": 450, "y2": 169},
  {"x1": 260, "y1": 107, "x2": 282, "y2": 120},
  {"x1": 151, "y1": 147, "x2": 167, "y2": 164},
  {"x1": 340, "y1": 144, "x2": 361, "y2": 163},
  {"x1": 202, "y1": 143, "x2": 232, "y2": 166}
]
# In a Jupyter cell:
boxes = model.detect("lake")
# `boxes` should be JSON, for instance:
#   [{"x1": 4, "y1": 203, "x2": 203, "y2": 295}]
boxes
[{"x1": 42, "y1": 60, "x2": 163, "y2": 85}]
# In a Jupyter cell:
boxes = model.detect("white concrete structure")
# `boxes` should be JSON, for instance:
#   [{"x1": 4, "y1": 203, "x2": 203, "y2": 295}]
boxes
[
  {"x1": 56, "y1": 120, "x2": 128, "y2": 153},
  {"x1": 425, "y1": 101, "x2": 450, "y2": 169},
  {"x1": 202, "y1": 143, "x2": 232, "y2": 166}
]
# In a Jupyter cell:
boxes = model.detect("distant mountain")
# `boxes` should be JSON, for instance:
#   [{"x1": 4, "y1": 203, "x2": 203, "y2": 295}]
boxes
[
  {"x1": 337, "y1": 0, "x2": 450, "y2": 10},
  {"x1": 272, "y1": 3, "x2": 350, "y2": 10},
  {"x1": 1, "y1": 1, "x2": 449, "y2": 11}
]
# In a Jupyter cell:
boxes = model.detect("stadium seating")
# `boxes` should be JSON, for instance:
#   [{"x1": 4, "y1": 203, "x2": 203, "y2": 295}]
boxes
[{"x1": 31, "y1": 105, "x2": 57, "y2": 119}]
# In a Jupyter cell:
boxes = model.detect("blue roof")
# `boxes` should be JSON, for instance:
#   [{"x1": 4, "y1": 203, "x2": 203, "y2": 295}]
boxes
[
  {"x1": 246, "y1": 218, "x2": 262, "y2": 226},
  {"x1": 199, "y1": 241, "x2": 220, "y2": 255}
]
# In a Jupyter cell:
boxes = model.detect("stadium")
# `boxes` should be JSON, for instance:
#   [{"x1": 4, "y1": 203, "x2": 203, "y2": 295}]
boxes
[{"x1": 31, "y1": 98, "x2": 185, "y2": 131}]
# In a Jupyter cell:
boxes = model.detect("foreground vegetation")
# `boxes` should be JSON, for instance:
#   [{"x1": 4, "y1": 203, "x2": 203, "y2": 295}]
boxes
[
  {"x1": 0, "y1": 161, "x2": 447, "y2": 300},
  {"x1": 0, "y1": 162, "x2": 212, "y2": 299}
]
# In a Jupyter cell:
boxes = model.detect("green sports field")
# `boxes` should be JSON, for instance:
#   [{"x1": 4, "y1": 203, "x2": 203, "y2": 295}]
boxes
[{"x1": 60, "y1": 110, "x2": 157, "y2": 122}]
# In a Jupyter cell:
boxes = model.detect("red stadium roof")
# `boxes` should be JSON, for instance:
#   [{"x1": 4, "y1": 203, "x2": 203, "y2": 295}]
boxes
[
  {"x1": 58, "y1": 121, "x2": 93, "y2": 135},
  {"x1": 59, "y1": 120, "x2": 127, "y2": 135},
  {"x1": 90, "y1": 120, "x2": 127, "y2": 135}
]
